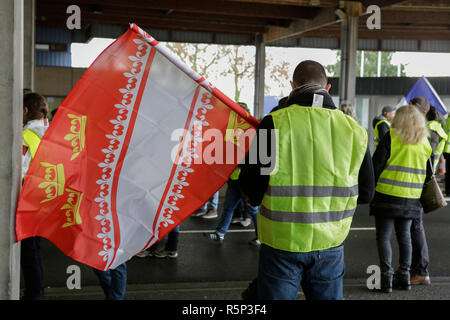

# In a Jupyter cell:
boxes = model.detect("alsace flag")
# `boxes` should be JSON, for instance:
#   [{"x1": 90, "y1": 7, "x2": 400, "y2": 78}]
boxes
[
  {"x1": 16, "y1": 23, "x2": 259, "y2": 270},
  {"x1": 396, "y1": 76, "x2": 447, "y2": 114}
]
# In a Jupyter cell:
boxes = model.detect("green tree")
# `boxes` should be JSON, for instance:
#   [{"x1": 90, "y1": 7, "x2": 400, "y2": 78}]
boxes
[
  {"x1": 326, "y1": 50, "x2": 406, "y2": 77},
  {"x1": 166, "y1": 43, "x2": 296, "y2": 102},
  {"x1": 220, "y1": 45, "x2": 255, "y2": 102},
  {"x1": 266, "y1": 56, "x2": 290, "y2": 96},
  {"x1": 165, "y1": 42, "x2": 223, "y2": 78}
]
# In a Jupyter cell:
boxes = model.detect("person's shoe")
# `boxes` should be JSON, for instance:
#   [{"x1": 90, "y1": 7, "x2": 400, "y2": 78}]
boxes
[
  {"x1": 231, "y1": 217, "x2": 243, "y2": 224},
  {"x1": 394, "y1": 283, "x2": 411, "y2": 290},
  {"x1": 203, "y1": 231, "x2": 224, "y2": 244},
  {"x1": 378, "y1": 276, "x2": 392, "y2": 293},
  {"x1": 410, "y1": 274, "x2": 431, "y2": 285},
  {"x1": 248, "y1": 238, "x2": 261, "y2": 246},
  {"x1": 382, "y1": 287, "x2": 393, "y2": 293},
  {"x1": 152, "y1": 250, "x2": 178, "y2": 259},
  {"x1": 201, "y1": 208, "x2": 218, "y2": 219},
  {"x1": 191, "y1": 208, "x2": 207, "y2": 217},
  {"x1": 136, "y1": 250, "x2": 152, "y2": 258},
  {"x1": 373, "y1": 286, "x2": 392, "y2": 293},
  {"x1": 393, "y1": 278, "x2": 411, "y2": 290},
  {"x1": 239, "y1": 218, "x2": 252, "y2": 227}
]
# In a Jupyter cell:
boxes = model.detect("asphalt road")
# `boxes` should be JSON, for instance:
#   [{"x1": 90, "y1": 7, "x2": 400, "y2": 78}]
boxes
[{"x1": 33, "y1": 186, "x2": 450, "y2": 298}]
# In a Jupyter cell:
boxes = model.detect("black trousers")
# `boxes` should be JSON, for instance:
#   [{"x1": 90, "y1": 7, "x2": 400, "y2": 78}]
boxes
[
  {"x1": 20, "y1": 237, "x2": 44, "y2": 299},
  {"x1": 410, "y1": 213, "x2": 430, "y2": 277},
  {"x1": 165, "y1": 231, "x2": 179, "y2": 252}
]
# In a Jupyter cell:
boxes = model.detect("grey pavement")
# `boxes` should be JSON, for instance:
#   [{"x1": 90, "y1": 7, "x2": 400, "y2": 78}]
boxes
[{"x1": 43, "y1": 278, "x2": 450, "y2": 300}]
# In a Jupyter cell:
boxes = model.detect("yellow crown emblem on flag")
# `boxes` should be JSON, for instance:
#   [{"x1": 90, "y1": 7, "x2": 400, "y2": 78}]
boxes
[
  {"x1": 61, "y1": 188, "x2": 83, "y2": 228},
  {"x1": 225, "y1": 111, "x2": 251, "y2": 146},
  {"x1": 38, "y1": 162, "x2": 66, "y2": 203},
  {"x1": 37, "y1": 162, "x2": 83, "y2": 228},
  {"x1": 64, "y1": 113, "x2": 87, "y2": 161}
]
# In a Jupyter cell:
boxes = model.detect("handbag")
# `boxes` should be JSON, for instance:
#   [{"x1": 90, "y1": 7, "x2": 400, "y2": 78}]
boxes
[{"x1": 420, "y1": 159, "x2": 447, "y2": 214}]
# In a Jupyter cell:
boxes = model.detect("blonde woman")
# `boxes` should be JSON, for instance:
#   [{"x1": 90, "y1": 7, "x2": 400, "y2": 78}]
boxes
[{"x1": 370, "y1": 105, "x2": 433, "y2": 293}]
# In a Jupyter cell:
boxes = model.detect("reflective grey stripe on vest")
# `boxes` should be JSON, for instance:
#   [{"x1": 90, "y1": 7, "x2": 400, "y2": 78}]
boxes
[
  {"x1": 385, "y1": 165, "x2": 426, "y2": 175},
  {"x1": 259, "y1": 205, "x2": 355, "y2": 224},
  {"x1": 266, "y1": 185, "x2": 358, "y2": 198},
  {"x1": 378, "y1": 178, "x2": 424, "y2": 189}
]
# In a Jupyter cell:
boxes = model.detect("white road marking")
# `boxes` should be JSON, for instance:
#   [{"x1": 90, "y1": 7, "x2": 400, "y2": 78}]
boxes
[{"x1": 180, "y1": 227, "x2": 375, "y2": 234}]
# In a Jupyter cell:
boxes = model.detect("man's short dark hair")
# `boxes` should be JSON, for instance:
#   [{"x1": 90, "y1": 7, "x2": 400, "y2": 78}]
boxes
[{"x1": 292, "y1": 60, "x2": 328, "y2": 87}]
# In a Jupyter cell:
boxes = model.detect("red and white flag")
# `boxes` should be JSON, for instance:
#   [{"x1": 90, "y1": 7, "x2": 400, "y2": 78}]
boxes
[{"x1": 16, "y1": 23, "x2": 258, "y2": 270}]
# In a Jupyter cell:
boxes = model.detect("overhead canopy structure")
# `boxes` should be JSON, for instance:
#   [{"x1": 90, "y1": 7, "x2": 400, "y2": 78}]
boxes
[
  {"x1": 1, "y1": 0, "x2": 450, "y2": 300},
  {"x1": 36, "y1": 0, "x2": 450, "y2": 51},
  {"x1": 33, "y1": 0, "x2": 450, "y2": 119}
]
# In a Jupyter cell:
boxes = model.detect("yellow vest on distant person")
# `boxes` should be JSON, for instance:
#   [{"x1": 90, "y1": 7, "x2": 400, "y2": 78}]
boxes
[
  {"x1": 374, "y1": 119, "x2": 390, "y2": 148},
  {"x1": 427, "y1": 120, "x2": 447, "y2": 171},
  {"x1": 230, "y1": 168, "x2": 241, "y2": 181},
  {"x1": 376, "y1": 129, "x2": 432, "y2": 199},
  {"x1": 23, "y1": 129, "x2": 42, "y2": 159},
  {"x1": 443, "y1": 117, "x2": 450, "y2": 154}
]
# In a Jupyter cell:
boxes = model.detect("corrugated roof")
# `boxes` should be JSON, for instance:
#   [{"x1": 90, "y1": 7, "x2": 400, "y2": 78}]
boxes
[{"x1": 36, "y1": 27, "x2": 71, "y2": 67}]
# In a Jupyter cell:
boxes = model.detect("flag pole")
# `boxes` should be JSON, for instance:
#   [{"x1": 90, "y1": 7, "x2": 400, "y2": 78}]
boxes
[{"x1": 129, "y1": 23, "x2": 260, "y2": 127}]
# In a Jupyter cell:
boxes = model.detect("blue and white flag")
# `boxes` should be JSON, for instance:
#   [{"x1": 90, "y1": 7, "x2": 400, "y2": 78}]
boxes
[
  {"x1": 396, "y1": 77, "x2": 447, "y2": 114},
  {"x1": 264, "y1": 95, "x2": 279, "y2": 115}
]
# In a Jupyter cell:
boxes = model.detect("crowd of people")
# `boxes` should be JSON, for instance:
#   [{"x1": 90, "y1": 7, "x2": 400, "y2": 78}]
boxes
[{"x1": 20, "y1": 59, "x2": 450, "y2": 300}]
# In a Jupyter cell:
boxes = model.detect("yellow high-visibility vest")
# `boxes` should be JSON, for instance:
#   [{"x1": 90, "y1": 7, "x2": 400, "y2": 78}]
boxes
[
  {"x1": 259, "y1": 105, "x2": 367, "y2": 253},
  {"x1": 23, "y1": 129, "x2": 42, "y2": 159},
  {"x1": 376, "y1": 129, "x2": 432, "y2": 199},
  {"x1": 374, "y1": 119, "x2": 390, "y2": 148}
]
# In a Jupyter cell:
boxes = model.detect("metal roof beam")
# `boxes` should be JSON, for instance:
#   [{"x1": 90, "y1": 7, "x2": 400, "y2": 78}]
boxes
[
  {"x1": 360, "y1": 0, "x2": 409, "y2": 7},
  {"x1": 263, "y1": 8, "x2": 339, "y2": 43},
  {"x1": 303, "y1": 25, "x2": 450, "y2": 41},
  {"x1": 390, "y1": 0, "x2": 450, "y2": 10},
  {"x1": 38, "y1": 17, "x2": 265, "y2": 35},
  {"x1": 39, "y1": 0, "x2": 318, "y2": 20},
  {"x1": 222, "y1": 0, "x2": 338, "y2": 6},
  {"x1": 37, "y1": 5, "x2": 286, "y2": 28}
]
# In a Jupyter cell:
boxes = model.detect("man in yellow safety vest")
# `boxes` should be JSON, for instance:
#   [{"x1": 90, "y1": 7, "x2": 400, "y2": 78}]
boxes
[
  {"x1": 239, "y1": 60, "x2": 375, "y2": 300},
  {"x1": 373, "y1": 106, "x2": 395, "y2": 149}
]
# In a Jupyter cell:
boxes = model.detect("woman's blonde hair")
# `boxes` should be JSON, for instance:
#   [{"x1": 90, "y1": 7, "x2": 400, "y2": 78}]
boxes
[
  {"x1": 340, "y1": 104, "x2": 357, "y2": 119},
  {"x1": 391, "y1": 105, "x2": 429, "y2": 144}
]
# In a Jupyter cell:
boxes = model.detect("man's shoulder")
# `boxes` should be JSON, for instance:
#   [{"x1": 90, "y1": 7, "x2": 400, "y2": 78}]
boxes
[{"x1": 269, "y1": 97, "x2": 288, "y2": 113}]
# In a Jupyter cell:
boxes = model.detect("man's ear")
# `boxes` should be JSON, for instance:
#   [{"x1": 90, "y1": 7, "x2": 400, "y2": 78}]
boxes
[
  {"x1": 325, "y1": 83, "x2": 331, "y2": 92},
  {"x1": 290, "y1": 81, "x2": 296, "y2": 90},
  {"x1": 23, "y1": 107, "x2": 28, "y2": 116}
]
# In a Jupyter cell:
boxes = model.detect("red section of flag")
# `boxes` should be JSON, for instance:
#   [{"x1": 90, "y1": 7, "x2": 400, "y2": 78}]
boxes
[{"x1": 15, "y1": 25, "x2": 259, "y2": 270}]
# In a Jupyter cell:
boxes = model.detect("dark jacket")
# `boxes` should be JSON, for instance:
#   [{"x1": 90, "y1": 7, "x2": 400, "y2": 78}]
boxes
[
  {"x1": 372, "y1": 116, "x2": 390, "y2": 142},
  {"x1": 370, "y1": 132, "x2": 433, "y2": 219},
  {"x1": 239, "y1": 86, "x2": 375, "y2": 207}
]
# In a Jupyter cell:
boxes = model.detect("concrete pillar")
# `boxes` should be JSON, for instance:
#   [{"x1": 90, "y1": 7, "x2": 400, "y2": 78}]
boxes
[
  {"x1": 23, "y1": 0, "x2": 35, "y2": 91},
  {"x1": 368, "y1": 95, "x2": 377, "y2": 155},
  {"x1": 0, "y1": 0, "x2": 24, "y2": 300},
  {"x1": 377, "y1": 51, "x2": 382, "y2": 77},
  {"x1": 339, "y1": 14, "x2": 358, "y2": 107},
  {"x1": 254, "y1": 34, "x2": 265, "y2": 120},
  {"x1": 360, "y1": 50, "x2": 365, "y2": 77}
]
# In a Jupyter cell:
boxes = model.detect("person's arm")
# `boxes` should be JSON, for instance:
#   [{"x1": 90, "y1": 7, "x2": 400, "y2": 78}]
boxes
[
  {"x1": 424, "y1": 156, "x2": 433, "y2": 184},
  {"x1": 377, "y1": 122, "x2": 390, "y2": 142},
  {"x1": 424, "y1": 137, "x2": 435, "y2": 184},
  {"x1": 357, "y1": 141, "x2": 375, "y2": 204},
  {"x1": 239, "y1": 115, "x2": 274, "y2": 206},
  {"x1": 372, "y1": 132, "x2": 391, "y2": 184}
]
